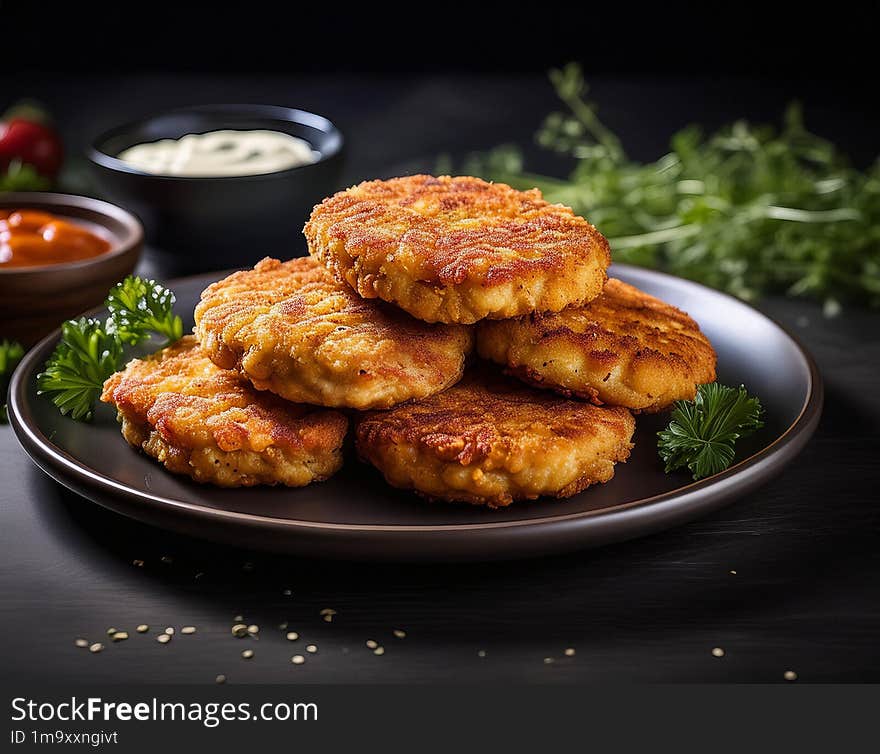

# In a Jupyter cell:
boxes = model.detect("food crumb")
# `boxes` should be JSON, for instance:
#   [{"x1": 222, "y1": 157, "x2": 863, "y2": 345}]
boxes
[
  {"x1": 712, "y1": 647, "x2": 725, "y2": 658},
  {"x1": 286, "y1": 632, "x2": 299, "y2": 642},
  {"x1": 784, "y1": 670, "x2": 798, "y2": 682},
  {"x1": 157, "y1": 634, "x2": 171, "y2": 644},
  {"x1": 241, "y1": 649, "x2": 254, "y2": 659},
  {"x1": 181, "y1": 626, "x2": 196, "y2": 635},
  {"x1": 215, "y1": 674, "x2": 226, "y2": 684},
  {"x1": 136, "y1": 624, "x2": 149, "y2": 633},
  {"x1": 75, "y1": 638, "x2": 89, "y2": 648},
  {"x1": 291, "y1": 655, "x2": 305, "y2": 665},
  {"x1": 366, "y1": 640, "x2": 378, "y2": 649},
  {"x1": 89, "y1": 643, "x2": 104, "y2": 653},
  {"x1": 393, "y1": 629, "x2": 406, "y2": 639},
  {"x1": 477, "y1": 650, "x2": 487, "y2": 658},
  {"x1": 564, "y1": 648, "x2": 576, "y2": 657}
]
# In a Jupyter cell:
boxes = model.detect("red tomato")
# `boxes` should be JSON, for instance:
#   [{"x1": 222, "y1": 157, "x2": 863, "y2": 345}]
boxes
[{"x1": 0, "y1": 118, "x2": 64, "y2": 179}]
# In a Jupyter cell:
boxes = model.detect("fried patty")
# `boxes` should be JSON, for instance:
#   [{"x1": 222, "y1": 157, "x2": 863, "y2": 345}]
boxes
[
  {"x1": 100, "y1": 336, "x2": 347, "y2": 487},
  {"x1": 355, "y1": 372, "x2": 634, "y2": 507},
  {"x1": 477, "y1": 278, "x2": 717, "y2": 412},
  {"x1": 194, "y1": 257, "x2": 473, "y2": 410},
  {"x1": 304, "y1": 175, "x2": 611, "y2": 324}
]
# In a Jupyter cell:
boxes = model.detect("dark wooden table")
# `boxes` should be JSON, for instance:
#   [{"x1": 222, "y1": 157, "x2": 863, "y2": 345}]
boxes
[{"x1": 1, "y1": 74, "x2": 878, "y2": 684}]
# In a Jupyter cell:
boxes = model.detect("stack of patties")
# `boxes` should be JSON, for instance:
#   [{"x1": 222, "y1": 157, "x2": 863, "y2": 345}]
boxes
[{"x1": 101, "y1": 175, "x2": 716, "y2": 507}]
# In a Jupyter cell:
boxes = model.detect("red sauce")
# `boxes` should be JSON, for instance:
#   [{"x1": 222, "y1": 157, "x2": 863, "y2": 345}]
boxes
[{"x1": 0, "y1": 210, "x2": 112, "y2": 268}]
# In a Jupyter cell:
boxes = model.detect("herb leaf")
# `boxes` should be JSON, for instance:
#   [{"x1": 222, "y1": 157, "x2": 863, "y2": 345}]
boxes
[
  {"x1": 105, "y1": 276, "x2": 183, "y2": 345},
  {"x1": 658, "y1": 383, "x2": 764, "y2": 480},
  {"x1": 0, "y1": 340, "x2": 25, "y2": 423}
]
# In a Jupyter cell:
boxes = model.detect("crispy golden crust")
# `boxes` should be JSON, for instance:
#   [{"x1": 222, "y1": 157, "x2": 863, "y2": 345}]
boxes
[
  {"x1": 305, "y1": 175, "x2": 611, "y2": 324},
  {"x1": 355, "y1": 372, "x2": 634, "y2": 507},
  {"x1": 194, "y1": 257, "x2": 473, "y2": 409},
  {"x1": 100, "y1": 336, "x2": 347, "y2": 487},
  {"x1": 477, "y1": 278, "x2": 717, "y2": 412}
]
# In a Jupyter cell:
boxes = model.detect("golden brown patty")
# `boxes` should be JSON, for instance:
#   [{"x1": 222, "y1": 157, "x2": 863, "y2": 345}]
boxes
[
  {"x1": 477, "y1": 278, "x2": 717, "y2": 412},
  {"x1": 304, "y1": 175, "x2": 611, "y2": 324},
  {"x1": 194, "y1": 257, "x2": 473, "y2": 410},
  {"x1": 355, "y1": 372, "x2": 634, "y2": 507},
  {"x1": 100, "y1": 336, "x2": 347, "y2": 487}
]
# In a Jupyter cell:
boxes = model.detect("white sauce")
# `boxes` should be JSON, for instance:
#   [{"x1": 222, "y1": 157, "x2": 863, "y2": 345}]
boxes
[{"x1": 117, "y1": 129, "x2": 318, "y2": 177}]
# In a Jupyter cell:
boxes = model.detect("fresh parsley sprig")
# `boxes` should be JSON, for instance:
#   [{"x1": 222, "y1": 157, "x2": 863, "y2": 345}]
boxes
[
  {"x1": 106, "y1": 276, "x2": 183, "y2": 345},
  {"x1": 0, "y1": 340, "x2": 25, "y2": 423},
  {"x1": 658, "y1": 383, "x2": 764, "y2": 480},
  {"x1": 37, "y1": 277, "x2": 182, "y2": 422}
]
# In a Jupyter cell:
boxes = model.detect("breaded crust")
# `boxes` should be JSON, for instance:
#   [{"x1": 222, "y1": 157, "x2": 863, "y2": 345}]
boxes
[
  {"x1": 194, "y1": 257, "x2": 473, "y2": 410},
  {"x1": 100, "y1": 336, "x2": 347, "y2": 487},
  {"x1": 477, "y1": 278, "x2": 717, "y2": 412},
  {"x1": 305, "y1": 175, "x2": 611, "y2": 324},
  {"x1": 356, "y1": 372, "x2": 635, "y2": 507}
]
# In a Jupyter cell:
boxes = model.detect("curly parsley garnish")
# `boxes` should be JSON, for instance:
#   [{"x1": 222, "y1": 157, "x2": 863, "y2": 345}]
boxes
[
  {"x1": 0, "y1": 340, "x2": 25, "y2": 423},
  {"x1": 658, "y1": 383, "x2": 764, "y2": 480},
  {"x1": 37, "y1": 277, "x2": 182, "y2": 421}
]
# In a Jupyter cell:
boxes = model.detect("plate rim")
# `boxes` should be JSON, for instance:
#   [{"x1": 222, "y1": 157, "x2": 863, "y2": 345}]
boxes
[{"x1": 8, "y1": 264, "x2": 824, "y2": 536}]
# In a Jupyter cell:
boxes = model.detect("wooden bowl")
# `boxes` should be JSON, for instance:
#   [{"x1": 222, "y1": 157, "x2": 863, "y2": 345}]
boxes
[{"x1": 0, "y1": 193, "x2": 143, "y2": 346}]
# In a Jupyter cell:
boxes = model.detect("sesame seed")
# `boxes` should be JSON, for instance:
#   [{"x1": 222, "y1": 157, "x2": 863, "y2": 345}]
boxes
[
  {"x1": 784, "y1": 670, "x2": 798, "y2": 682},
  {"x1": 157, "y1": 634, "x2": 170, "y2": 644},
  {"x1": 291, "y1": 655, "x2": 305, "y2": 665},
  {"x1": 373, "y1": 647, "x2": 385, "y2": 656},
  {"x1": 231, "y1": 624, "x2": 249, "y2": 638},
  {"x1": 111, "y1": 631, "x2": 129, "y2": 642},
  {"x1": 564, "y1": 648, "x2": 576, "y2": 657},
  {"x1": 132, "y1": 559, "x2": 144, "y2": 567},
  {"x1": 160, "y1": 555, "x2": 173, "y2": 564},
  {"x1": 215, "y1": 674, "x2": 226, "y2": 684},
  {"x1": 477, "y1": 650, "x2": 487, "y2": 658},
  {"x1": 181, "y1": 626, "x2": 196, "y2": 635},
  {"x1": 233, "y1": 615, "x2": 244, "y2": 622},
  {"x1": 106, "y1": 627, "x2": 117, "y2": 636},
  {"x1": 543, "y1": 657, "x2": 554, "y2": 665},
  {"x1": 393, "y1": 630, "x2": 406, "y2": 639},
  {"x1": 75, "y1": 639, "x2": 89, "y2": 648},
  {"x1": 247, "y1": 624, "x2": 259, "y2": 635},
  {"x1": 242, "y1": 562, "x2": 254, "y2": 572},
  {"x1": 286, "y1": 632, "x2": 299, "y2": 642},
  {"x1": 136, "y1": 625, "x2": 149, "y2": 633},
  {"x1": 282, "y1": 589, "x2": 292, "y2": 597},
  {"x1": 89, "y1": 643, "x2": 104, "y2": 653},
  {"x1": 164, "y1": 627, "x2": 175, "y2": 636},
  {"x1": 279, "y1": 622, "x2": 288, "y2": 630},
  {"x1": 366, "y1": 640, "x2": 378, "y2": 649},
  {"x1": 241, "y1": 649, "x2": 254, "y2": 659},
  {"x1": 711, "y1": 647, "x2": 725, "y2": 658},
  {"x1": 730, "y1": 570, "x2": 737, "y2": 575},
  {"x1": 306, "y1": 644, "x2": 317, "y2": 654},
  {"x1": 319, "y1": 608, "x2": 336, "y2": 616},
  {"x1": 194, "y1": 572, "x2": 204, "y2": 580}
]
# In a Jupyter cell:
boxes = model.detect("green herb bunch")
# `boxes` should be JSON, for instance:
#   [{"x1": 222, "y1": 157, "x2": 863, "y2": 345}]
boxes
[
  {"x1": 37, "y1": 277, "x2": 183, "y2": 421},
  {"x1": 452, "y1": 63, "x2": 880, "y2": 313},
  {"x1": 0, "y1": 340, "x2": 25, "y2": 423}
]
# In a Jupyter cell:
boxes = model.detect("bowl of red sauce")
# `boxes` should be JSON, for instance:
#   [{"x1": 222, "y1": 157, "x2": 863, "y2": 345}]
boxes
[{"x1": 0, "y1": 193, "x2": 142, "y2": 345}]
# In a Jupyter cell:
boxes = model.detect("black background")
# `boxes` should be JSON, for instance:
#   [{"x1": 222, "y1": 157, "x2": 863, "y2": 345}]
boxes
[{"x1": 1, "y1": 3, "x2": 879, "y2": 685}]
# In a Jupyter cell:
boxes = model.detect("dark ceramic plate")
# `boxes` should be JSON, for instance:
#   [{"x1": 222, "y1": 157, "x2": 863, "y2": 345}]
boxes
[{"x1": 9, "y1": 265, "x2": 822, "y2": 561}]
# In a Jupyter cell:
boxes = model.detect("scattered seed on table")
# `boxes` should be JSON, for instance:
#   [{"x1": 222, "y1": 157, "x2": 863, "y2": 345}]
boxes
[
  {"x1": 232, "y1": 624, "x2": 248, "y2": 638},
  {"x1": 75, "y1": 638, "x2": 89, "y2": 648},
  {"x1": 373, "y1": 647, "x2": 385, "y2": 656},
  {"x1": 132, "y1": 559, "x2": 144, "y2": 567},
  {"x1": 194, "y1": 572, "x2": 204, "y2": 580},
  {"x1": 241, "y1": 649, "x2": 254, "y2": 659},
  {"x1": 320, "y1": 609, "x2": 337, "y2": 623},
  {"x1": 730, "y1": 570, "x2": 737, "y2": 575},
  {"x1": 247, "y1": 624, "x2": 259, "y2": 636},
  {"x1": 544, "y1": 657, "x2": 554, "y2": 665},
  {"x1": 160, "y1": 555, "x2": 173, "y2": 564},
  {"x1": 157, "y1": 634, "x2": 170, "y2": 644},
  {"x1": 89, "y1": 643, "x2": 104, "y2": 653},
  {"x1": 136, "y1": 625, "x2": 149, "y2": 633},
  {"x1": 712, "y1": 647, "x2": 725, "y2": 658},
  {"x1": 164, "y1": 627, "x2": 175, "y2": 636},
  {"x1": 215, "y1": 674, "x2": 226, "y2": 684},
  {"x1": 279, "y1": 622, "x2": 288, "y2": 631},
  {"x1": 784, "y1": 670, "x2": 798, "y2": 682},
  {"x1": 291, "y1": 655, "x2": 305, "y2": 665},
  {"x1": 111, "y1": 631, "x2": 129, "y2": 642},
  {"x1": 306, "y1": 644, "x2": 317, "y2": 654},
  {"x1": 286, "y1": 632, "x2": 299, "y2": 642},
  {"x1": 242, "y1": 562, "x2": 254, "y2": 572},
  {"x1": 366, "y1": 640, "x2": 378, "y2": 649},
  {"x1": 282, "y1": 589, "x2": 292, "y2": 597},
  {"x1": 477, "y1": 650, "x2": 487, "y2": 658},
  {"x1": 106, "y1": 627, "x2": 117, "y2": 636},
  {"x1": 181, "y1": 626, "x2": 196, "y2": 635},
  {"x1": 564, "y1": 648, "x2": 576, "y2": 657},
  {"x1": 393, "y1": 630, "x2": 406, "y2": 639},
  {"x1": 233, "y1": 615, "x2": 244, "y2": 623}
]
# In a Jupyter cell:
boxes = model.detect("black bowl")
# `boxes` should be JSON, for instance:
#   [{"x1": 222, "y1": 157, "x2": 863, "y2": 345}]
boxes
[{"x1": 88, "y1": 104, "x2": 344, "y2": 272}]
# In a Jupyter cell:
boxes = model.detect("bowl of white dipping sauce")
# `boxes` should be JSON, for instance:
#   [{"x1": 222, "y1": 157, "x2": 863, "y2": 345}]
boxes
[{"x1": 88, "y1": 105, "x2": 344, "y2": 272}]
